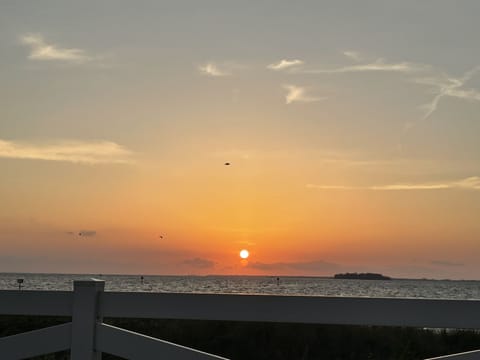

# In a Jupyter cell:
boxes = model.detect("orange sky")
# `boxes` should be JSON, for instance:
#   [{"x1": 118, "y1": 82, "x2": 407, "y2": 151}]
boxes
[{"x1": 1, "y1": 1, "x2": 480, "y2": 279}]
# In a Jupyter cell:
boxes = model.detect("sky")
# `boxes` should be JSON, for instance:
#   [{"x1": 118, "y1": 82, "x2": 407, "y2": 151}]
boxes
[{"x1": 1, "y1": 1, "x2": 480, "y2": 279}]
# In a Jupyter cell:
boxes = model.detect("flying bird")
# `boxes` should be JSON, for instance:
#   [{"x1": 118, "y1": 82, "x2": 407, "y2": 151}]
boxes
[
  {"x1": 224, "y1": 162, "x2": 231, "y2": 166},
  {"x1": 78, "y1": 230, "x2": 96, "y2": 237}
]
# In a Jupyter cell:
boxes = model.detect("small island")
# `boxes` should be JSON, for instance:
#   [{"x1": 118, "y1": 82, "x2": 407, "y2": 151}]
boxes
[{"x1": 334, "y1": 272, "x2": 391, "y2": 280}]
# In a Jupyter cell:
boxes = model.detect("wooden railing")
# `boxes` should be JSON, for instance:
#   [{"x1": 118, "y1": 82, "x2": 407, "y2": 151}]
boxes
[{"x1": 0, "y1": 279, "x2": 479, "y2": 359}]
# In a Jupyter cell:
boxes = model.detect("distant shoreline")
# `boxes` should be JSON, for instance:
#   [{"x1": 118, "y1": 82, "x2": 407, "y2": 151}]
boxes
[
  {"x1": 334, "y1": 272, "x2": 391, "y2": 280},
  {"x1": 0, "y1": 271, "x2": 478, "y2": 281}
]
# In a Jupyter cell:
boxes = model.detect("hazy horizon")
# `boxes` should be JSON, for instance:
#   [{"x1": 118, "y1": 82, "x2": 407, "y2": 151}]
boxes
[
  {"x1": 1, "y1": 1, "x2": 480, "y2": 279},
  {"x1": 1, "y1": 270, "x2": 477, "y2": 282}
]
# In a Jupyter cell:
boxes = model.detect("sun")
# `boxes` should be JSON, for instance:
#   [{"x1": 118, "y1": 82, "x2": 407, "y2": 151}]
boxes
[{"x1": 239, "y1": 249, "x2": 249, "y2": 259}]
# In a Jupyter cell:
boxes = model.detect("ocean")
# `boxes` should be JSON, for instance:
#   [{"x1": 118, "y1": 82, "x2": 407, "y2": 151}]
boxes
[{"x1": 1, "y1": 273, "x2": 480, "y2": 299}]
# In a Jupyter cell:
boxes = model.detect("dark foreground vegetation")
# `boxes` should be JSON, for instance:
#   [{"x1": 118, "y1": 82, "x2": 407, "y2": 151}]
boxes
[{"x1": 1, "y1": 315, "x2": 480, "y2": 359}]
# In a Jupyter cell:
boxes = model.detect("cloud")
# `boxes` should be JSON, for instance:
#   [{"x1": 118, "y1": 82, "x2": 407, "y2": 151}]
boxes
[
  {"x1": 413, "y1": 66, "x2": 480, "y2": 119},
  {"x1": 431, "y1": 260, "x2": 464, "y2": 267},
  {"x1": 307, "y1": 176, "x2": 480, "y2": 191},
  {"x1": 267, "y1": 59, "x2": 304, "y2": 70},
  {"x1": 283, "y1": 85, "x2": 326, "y2": 104},
  {"x1": 20, "y1": 33, "x2": 91, "y2": 63},
  {"x1": 268, "y1": 51, "x2": 480, "y2": 121},
  {"x1": 268, "y1": 53, "x2": 418, "y2": 74},
  {"x1": 249, "y1": 259, "x2": 340, "y2": 273},
  {"x1": 370, "y1": 183, "x2": 452, "y2": 190},
  {"x1": 303, "y1": 58, "x2": 427, "y2": 74},
  {"x1": 0, "y1": 139, "x2": 133, "y2": 164},
  {"x1": 454, "y1": 177, "x2": 480, "y2": 189},
  {"x1": 183, "y1": 257, "x2": 215, "y2": 269},
  {"x1": 343, "y1": 51, "x2": 362, "y2": 62},
  {"x1": 198, "y1": 62, "x2": 230, "y2": 77}
]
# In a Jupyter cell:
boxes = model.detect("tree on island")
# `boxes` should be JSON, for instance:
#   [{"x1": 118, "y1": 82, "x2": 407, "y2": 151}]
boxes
[{"x1": 333, "y1": 272, "x2": 391, "y2": 280}]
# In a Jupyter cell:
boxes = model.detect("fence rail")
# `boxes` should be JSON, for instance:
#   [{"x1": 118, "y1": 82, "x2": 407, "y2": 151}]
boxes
[
  {"x1": 95, "y1": 323, "x2": 228, "y2": 360},
  {"x1": 101, "y1": 292, "x2": 480, "y2": 328},
  {"x1": 426, "y1": 350, "x2": 480, "y2": 360},
  {"x1": 0, "y1": 290, "x2": 71, "y2": 316},
  {"x1": 0, "y1": 279, "x2": 479, "y2": 359}
]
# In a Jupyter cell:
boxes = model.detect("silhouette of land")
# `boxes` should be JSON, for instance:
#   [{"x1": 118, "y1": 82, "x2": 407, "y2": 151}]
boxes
[{"x1": 334, "y1": 272, "x2": 391, "y2": 280}]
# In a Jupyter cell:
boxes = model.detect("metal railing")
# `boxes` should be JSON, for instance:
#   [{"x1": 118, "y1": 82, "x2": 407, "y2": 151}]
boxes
[{"x1": 0, "y1": 279, "x2": 479, "y2": 359}]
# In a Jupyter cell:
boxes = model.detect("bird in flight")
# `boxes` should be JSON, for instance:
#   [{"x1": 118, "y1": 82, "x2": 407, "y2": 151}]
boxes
[
  {"x1": 78, "y1": 230, "x2": 96, "y2": 237},
  {"x1": 224, "y1": 162, "x2": 231, "y2": 166}
]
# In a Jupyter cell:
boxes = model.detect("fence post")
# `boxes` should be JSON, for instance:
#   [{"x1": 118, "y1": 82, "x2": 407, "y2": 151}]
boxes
[{"x1": 71, "y1": 279, "x2": 105, "y2": 360}]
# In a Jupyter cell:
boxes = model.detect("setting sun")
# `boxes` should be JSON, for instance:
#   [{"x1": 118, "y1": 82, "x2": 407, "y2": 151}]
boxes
[{"x1": 239, "y1": 249, "x2": 249, "y2": 259}]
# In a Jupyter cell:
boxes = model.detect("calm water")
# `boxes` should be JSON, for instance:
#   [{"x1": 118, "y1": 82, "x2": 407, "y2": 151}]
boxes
[{"x1": 1, "y1": 273, "x2": 480, "y2": 299}]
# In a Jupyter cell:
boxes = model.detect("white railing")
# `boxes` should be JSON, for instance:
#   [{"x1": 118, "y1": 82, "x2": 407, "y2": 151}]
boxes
[{"x1": 0, "y1": 278, "x2": 479, "y2": 359}]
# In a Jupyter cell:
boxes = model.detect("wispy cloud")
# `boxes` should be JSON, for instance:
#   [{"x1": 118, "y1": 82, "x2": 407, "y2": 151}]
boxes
[
  {"x1": 183, "y1": 257, "x2": 215, "y2": 269},
  {"x1": 0, "y1": 139, "x2": 133, "y2": 164},
  {"x1": 283, "y1": 85, "x2": 326, "y2": 104},
  {"x1": 303, "y1": 58, "x2": 427, "y2": 74},
  {"x1": 268, "y1": 52, "x2": 420, "y2": 74},
  {"x1": 342, "y1": 50, "x2": 362, "y2": 62},
  {"x1": 267, "y1": 53, "x2": 424, "y2": 74},
  {"x1": 267, "y1": 59, "x2": 304, "y2": 71},
  {"x1": 307, "y1": 176, "x2": 480, "y2": 191},
  {"x1": 198, "y1": 62, "x2": 231, "y2": 77},
  {"x1": 413, "y1": 66, "x2": 480, "y2": 119},
  {"x1": 20, "y1": 33, "x2": 91, "y2": 63}
]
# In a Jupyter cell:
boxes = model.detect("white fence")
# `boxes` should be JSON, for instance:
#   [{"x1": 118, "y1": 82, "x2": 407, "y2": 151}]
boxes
[{"x1": 0, "y1": 279, "x2": 479, "y2": 359}]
